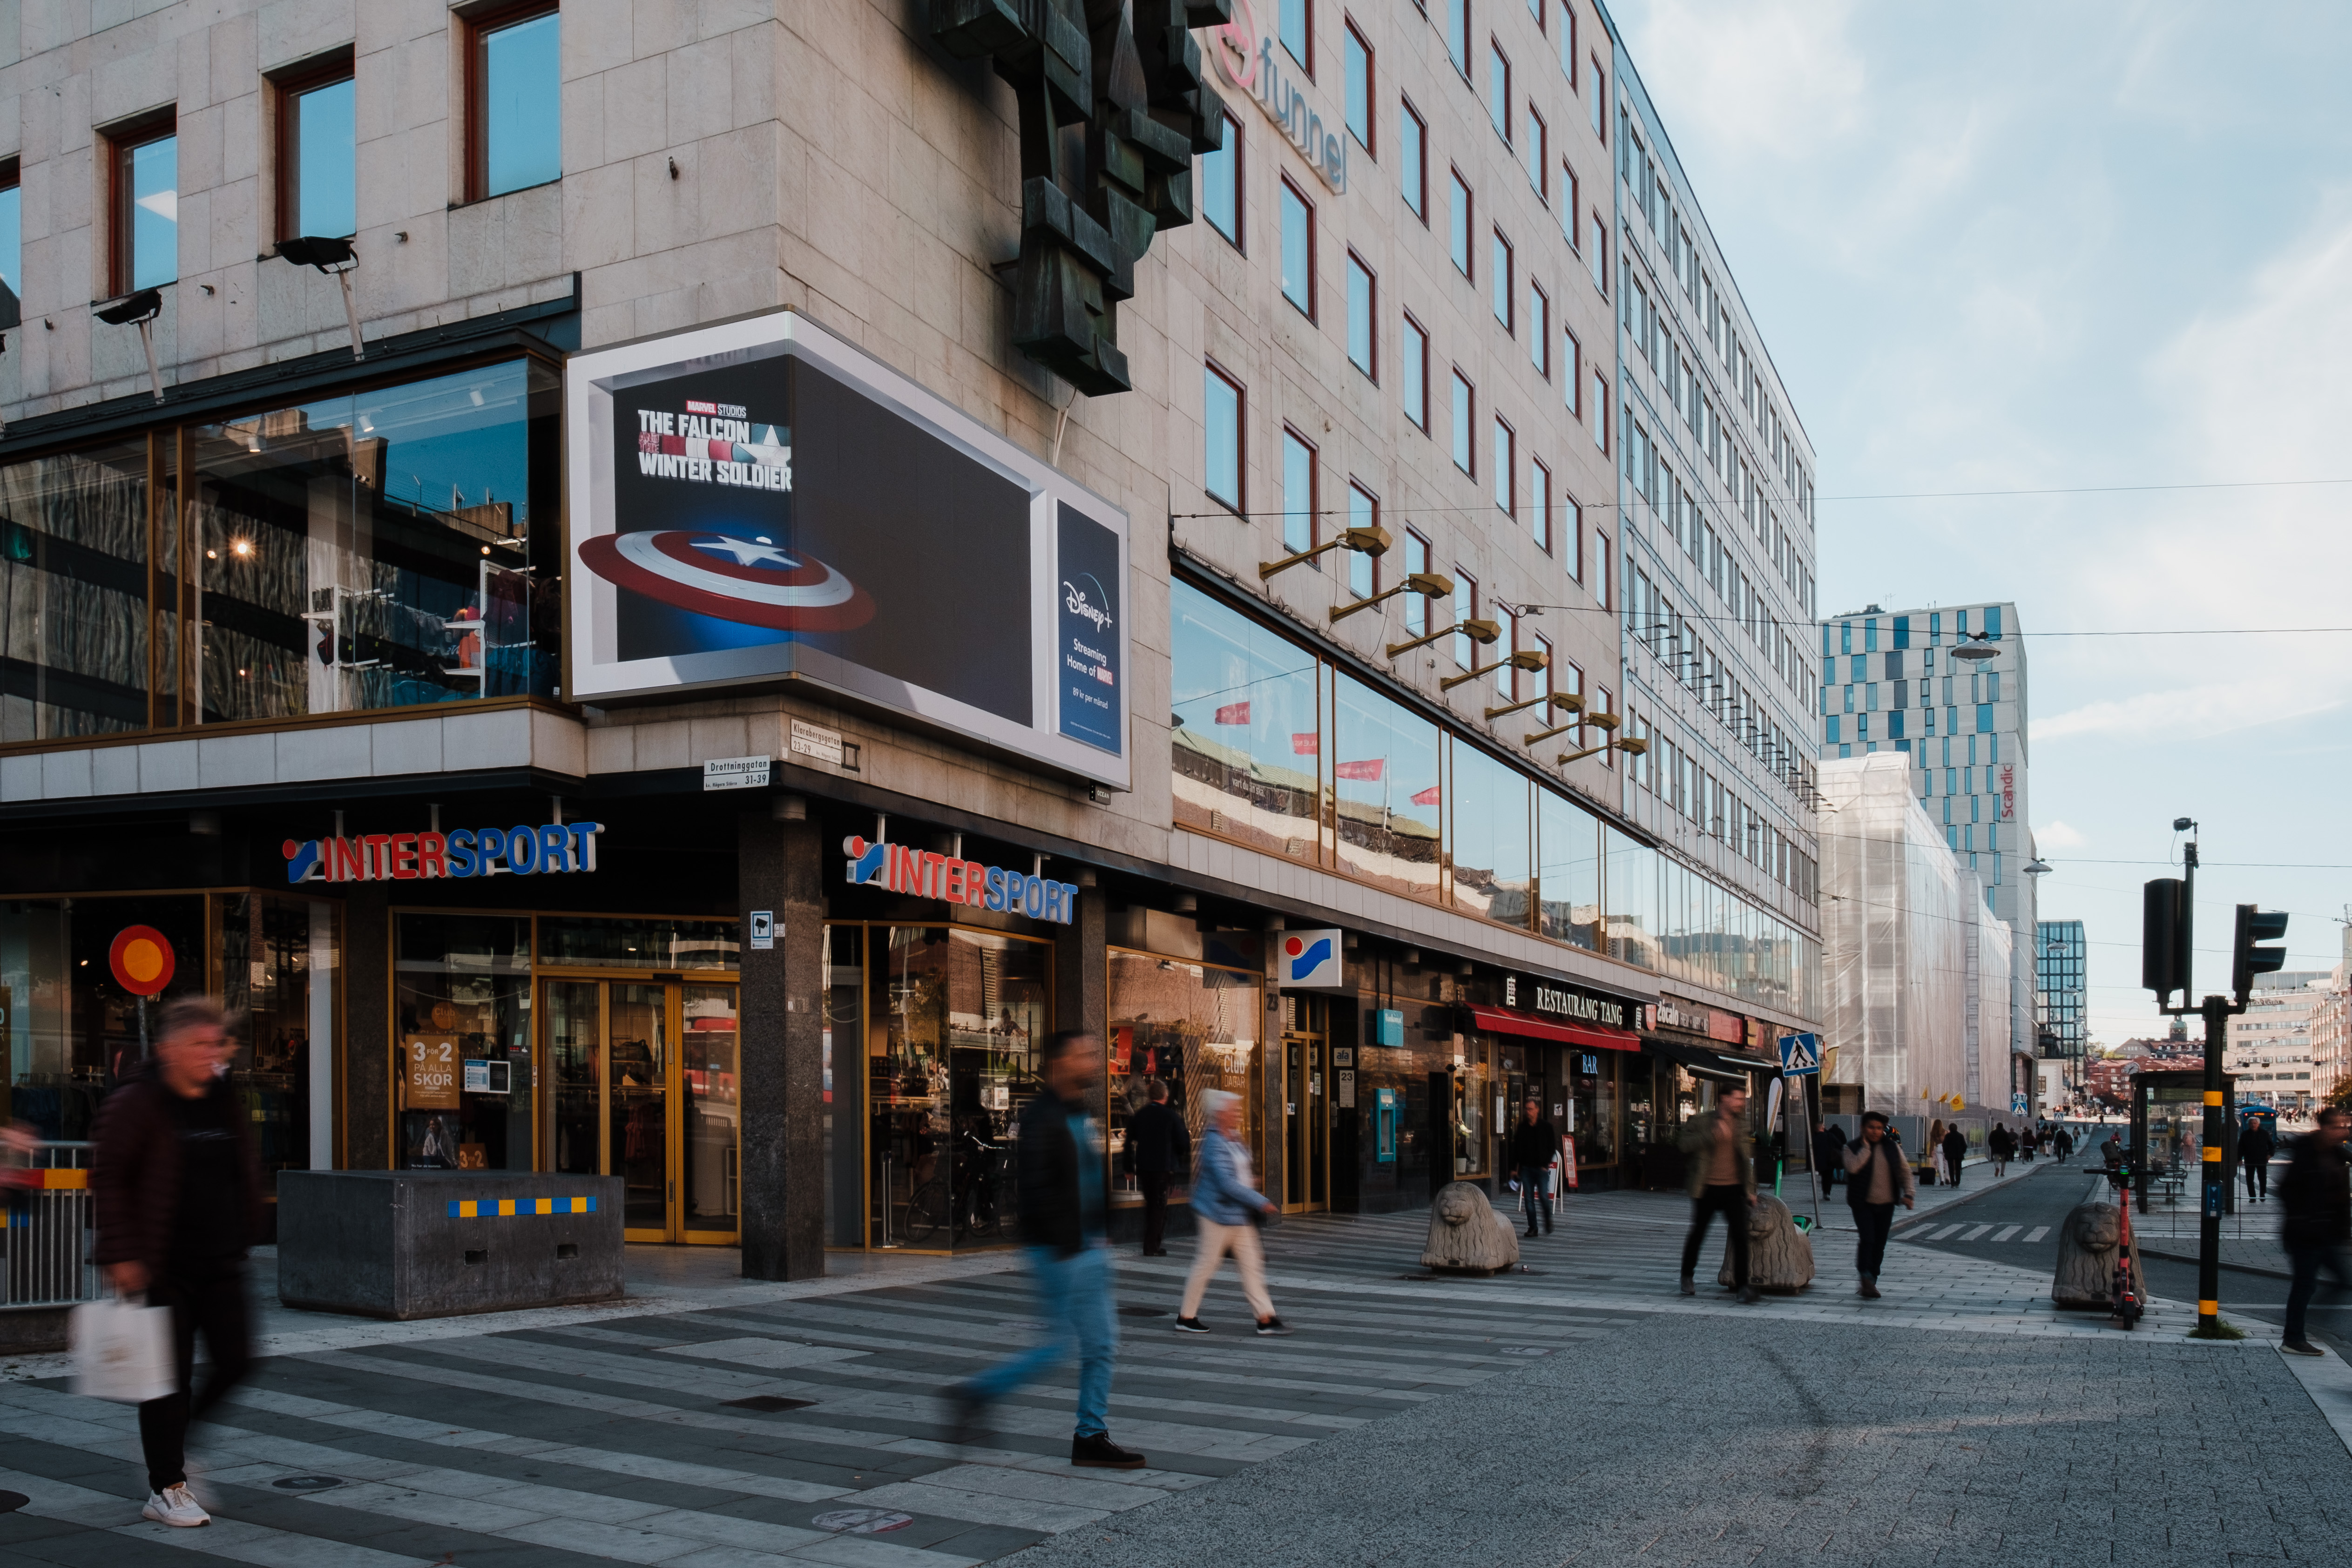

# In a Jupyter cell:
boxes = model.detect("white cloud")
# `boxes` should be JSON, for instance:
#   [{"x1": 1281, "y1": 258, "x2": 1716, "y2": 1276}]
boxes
[
  {"x1": 1622, "y1": 0, "x2": 1868, "y2": 165},
  {"x1": 2036, "y1": 681, "x2": 2344, "y2": 743},
  {"x1": 2036, "y1": 821, "x2": 2086, "y2": 850}
]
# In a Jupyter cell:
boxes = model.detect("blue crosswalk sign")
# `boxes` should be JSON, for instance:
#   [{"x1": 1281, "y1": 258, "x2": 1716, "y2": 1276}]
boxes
[{"x1": 1777, "y1": 1033, "x2": 1820, "y2": 1075}]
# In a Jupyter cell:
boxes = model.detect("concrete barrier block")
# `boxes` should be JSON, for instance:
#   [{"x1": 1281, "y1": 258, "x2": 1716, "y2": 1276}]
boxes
[{"x1": 278, "y1": 1171, "x2": 626, "y2": 1320}]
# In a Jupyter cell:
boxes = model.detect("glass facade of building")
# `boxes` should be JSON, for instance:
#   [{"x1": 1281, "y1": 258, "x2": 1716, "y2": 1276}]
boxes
[{"x1": 2036, "y1": 919, "x2": 2086, "y2": 1061}]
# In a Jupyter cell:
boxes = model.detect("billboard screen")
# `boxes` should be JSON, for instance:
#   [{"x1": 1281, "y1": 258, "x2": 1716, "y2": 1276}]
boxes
[{"x1": 565, "y1": 311, "x2": 1130, "y2": 787}]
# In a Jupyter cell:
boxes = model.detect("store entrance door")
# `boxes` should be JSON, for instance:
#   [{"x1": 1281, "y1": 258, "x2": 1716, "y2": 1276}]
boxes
[
  {"x1": 1281, "y1": 995, "x2": 1329, "y2": 1212},
  {"x1": 540, "y1": 978, "x2": 740, "y2": 1244}
]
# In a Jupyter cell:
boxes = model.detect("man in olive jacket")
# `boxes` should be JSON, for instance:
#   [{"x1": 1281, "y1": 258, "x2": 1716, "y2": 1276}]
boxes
[
  {"x1": 92, "y1": 996, "x2": 265, "y2": 1529},
  {"x1": 1676, "y1": 1084, "x2": 1758, "y2": 1303}
]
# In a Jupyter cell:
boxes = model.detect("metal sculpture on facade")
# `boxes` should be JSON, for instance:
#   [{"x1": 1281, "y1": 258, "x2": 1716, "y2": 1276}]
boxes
[{"x1": 933, "y1": 0, "x2": 1231, "y2": 396}]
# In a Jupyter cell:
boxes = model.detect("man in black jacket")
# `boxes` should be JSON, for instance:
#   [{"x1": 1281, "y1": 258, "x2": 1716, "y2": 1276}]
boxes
[
  {"x1": 1941, "y1": 1124, "x2": 1969, "y2": 1188},
  {"x1": 1812, "y1": 1120, "x2": 1847, "y2": 1192},
  {"x1": 1509, "y1": 1100, "x2": 1561, "y2": 1238},
  {"x1": 2240, "y1": 1116, "x2": 2277, "y2": 1203},
  {"x1": 951, "y1": 1030, "x2": 1146, "y2": 1468},
  {"x1": 1841, "y1": 1113, "x2": 1916, "y2": 1298},
  {"x1": 1122, "y1": 1078, "x2": 1190, "y2": 1257},
  {"x1": 2278, "y1": 1107, "x2": 2351, "y2": 1356}
]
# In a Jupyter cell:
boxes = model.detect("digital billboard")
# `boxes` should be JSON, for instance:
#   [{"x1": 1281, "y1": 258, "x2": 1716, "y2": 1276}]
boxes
[{"x1": 565, "y1": 310, "x2": 1130, "y2": 787}]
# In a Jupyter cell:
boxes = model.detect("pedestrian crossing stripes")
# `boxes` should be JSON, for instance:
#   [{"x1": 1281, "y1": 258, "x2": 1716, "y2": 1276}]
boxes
[{"x1": 446, "y1": 1195, "x2": 600, "y2": 1217}]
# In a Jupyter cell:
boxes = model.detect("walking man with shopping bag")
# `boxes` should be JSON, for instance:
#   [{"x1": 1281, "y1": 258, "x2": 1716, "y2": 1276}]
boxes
[{"x1": 92, "y1": 996, "x2": 265, "y2": 1528}]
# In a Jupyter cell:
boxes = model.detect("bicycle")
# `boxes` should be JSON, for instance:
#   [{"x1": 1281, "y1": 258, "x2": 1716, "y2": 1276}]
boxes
[
  {"x1": 904, "y1": 1154, "x2": 1002, "y2": 1244},
  {"x1": 2100, "y1": 1162, "x2": 2145, "y2": 1329}
]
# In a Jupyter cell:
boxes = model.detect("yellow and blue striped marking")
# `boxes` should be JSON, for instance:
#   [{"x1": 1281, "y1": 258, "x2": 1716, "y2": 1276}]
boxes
[{"x1": 445, "y1": 1196, "x2": 599, "y2": 1218}]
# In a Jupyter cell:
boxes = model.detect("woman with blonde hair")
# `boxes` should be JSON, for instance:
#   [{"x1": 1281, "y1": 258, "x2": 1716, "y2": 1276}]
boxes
[{"x1": 1173, "y1": 1089, "x2": 1289, "y2": 1336}]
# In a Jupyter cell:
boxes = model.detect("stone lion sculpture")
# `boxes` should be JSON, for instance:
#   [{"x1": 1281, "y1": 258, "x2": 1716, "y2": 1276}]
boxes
[
  {"x1": 2051, "y1": 1200, "x2": 2135, "y2": 1308},
  {"x1": 1717, "y1": 1192, "x2": 1814, "y2": 1292},
  {"x1": 1421, "y1": 1181, "x2": 1521, "y2": 1273}
]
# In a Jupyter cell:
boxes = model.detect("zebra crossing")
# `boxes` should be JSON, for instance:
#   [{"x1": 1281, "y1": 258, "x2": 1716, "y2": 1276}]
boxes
[{"x1": 1916, "y1": 1222, "x2": 2050, "y2": 1244}]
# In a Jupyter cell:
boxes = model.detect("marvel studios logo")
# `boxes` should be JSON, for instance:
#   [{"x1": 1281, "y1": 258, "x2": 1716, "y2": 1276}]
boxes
[{"x1": 684, "y1": 399, "x2": 749, "y2": 419}]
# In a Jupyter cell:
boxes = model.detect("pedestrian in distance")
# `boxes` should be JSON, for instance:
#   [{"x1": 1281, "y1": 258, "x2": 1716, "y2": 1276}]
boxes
[
  {"x1": 1812, "y1": 1118, "x2": 1847, "y2": 1191},
  {"x1": 2102, "y1": 1132, "x2": 2126, "y2": 1171},
  {"x1": 1928, "y1": 1118, "x2": 1949, "y2": 1187},
  {"x1": 91, "y1": 996, "x2": 266, "y2": 1529},
  {"x1": 950, "y1": 1030, "x2": 1149, "y2": 1469},
  {"x1": 2055, "y1": 1125, "x2": 2075, "y2": 1163},
  {"x1": 1987, "y1": 1122, "x2": 2014, "y2": 1178},
  {"x1": 2277, "y1": 1106, "x2": 2350, "y2": 1357},
  {"x1": 1175, "y1": 1089, "x2": 1288, "y2": 1336},
  {"x1": 1510, "y1": 1099, "x2": 1561, "y2": 1238},
  {"x1": 1943, "y1": 1123, "x2": 1969, "y2": 1189},
  {"x1": 1676, "y1": 1084, "x2": 1760, "y2": 1304},
  {"x1": 2240, "y1": 1116, "x2": 2276, "y2": 1203},
  {"x1": 1842, "y1": 1112, "x2": 1917, "y2": 1298},
  {"x1": 1121, "y1": 1076, "x2": 1190, "y2": 1257}
]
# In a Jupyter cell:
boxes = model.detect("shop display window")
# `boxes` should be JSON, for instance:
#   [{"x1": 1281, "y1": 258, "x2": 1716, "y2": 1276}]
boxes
[
  {"x1": 0, "y1": 895, "x2": 205, "y2": 1138},
  {"x1": 216, "y1": 893, "x2": 338, "y2": 1188},
  {"x1": 823, "y1": 923, "x2": 865, "y2": 1246},
  {"x1": 539, "y1": 915, "x2": 736, "y2": 969},
  {"x1": 1567, "y1": 1050, "x2": 1616, "y2": 1169},
  {"x1": 1106, "y1": 950, "x2": 1263, "y2": 1207},
  {"x1": 865, "y1": 925, "x2": 1050, "y2": 1250},
  {"x1": 1449, "y1": 742, "x2": 1530, "y2": 926},
  {"x1": 0, "y1": 440, "x2": 154, "y2": 741},
  {"x1": 393, "y1": 912, "x2": 531, "y2": 1171},
  {"x1": 1330, "y1": 671, "x2": 1441, "y2": 898},
  {"x1": 1169, "y1": 580, "x2": 1323, "y2": 856}
]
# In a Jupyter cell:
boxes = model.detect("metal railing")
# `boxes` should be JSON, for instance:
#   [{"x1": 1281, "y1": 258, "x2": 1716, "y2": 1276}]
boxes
[{"x1": 3, "y1": 1142, "x2": 98, "y2": 1308}]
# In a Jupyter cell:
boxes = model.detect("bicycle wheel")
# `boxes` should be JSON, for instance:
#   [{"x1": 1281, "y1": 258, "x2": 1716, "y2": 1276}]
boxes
[{"x1": 906, "y1": 1180, "x2": 949, "y2": 1244}]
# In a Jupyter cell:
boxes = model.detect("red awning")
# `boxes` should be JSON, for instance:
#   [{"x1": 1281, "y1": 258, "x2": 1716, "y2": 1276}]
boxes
[{"x1": 1465, "y1": 1004, "x2": 1642, "y2": 1052}]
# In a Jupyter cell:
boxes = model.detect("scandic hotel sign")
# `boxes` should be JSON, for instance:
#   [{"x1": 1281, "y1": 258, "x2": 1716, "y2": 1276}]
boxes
[{"x1": 565, "y1": 311, "x2": 1132, "y2": 791}]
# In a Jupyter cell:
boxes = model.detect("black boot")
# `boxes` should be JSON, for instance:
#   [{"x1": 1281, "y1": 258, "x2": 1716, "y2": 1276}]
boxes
[{"x1": 1072, "y1": 1432, "x2": 1148, "y2": 1469}]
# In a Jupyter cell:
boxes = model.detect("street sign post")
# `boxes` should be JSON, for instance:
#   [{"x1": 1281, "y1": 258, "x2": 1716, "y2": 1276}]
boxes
[
  {"x1": 1775, "y1": 1034, "x2": 1823, "y2": 1227},
  {"x1": 1777, "y1": 1033, "x2": 1820, "y2": 1076}
]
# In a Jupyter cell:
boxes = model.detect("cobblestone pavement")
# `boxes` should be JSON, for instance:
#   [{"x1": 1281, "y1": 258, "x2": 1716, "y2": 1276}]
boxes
[{"x1": 0, "y1": 1163, "x2": 2343, "y2": 1568}]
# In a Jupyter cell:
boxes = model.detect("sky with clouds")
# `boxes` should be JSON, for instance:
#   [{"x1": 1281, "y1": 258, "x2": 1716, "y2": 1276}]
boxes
[{"x1": 1611, "y1": 0, "x2": 2352, "y2": 1048}]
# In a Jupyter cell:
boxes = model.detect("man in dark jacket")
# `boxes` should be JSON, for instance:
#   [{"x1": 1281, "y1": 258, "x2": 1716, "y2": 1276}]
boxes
[
  {"x1": 1122, "y1": 1078, "x2": 1190, "y2": 1257},
  {"x1": 1842, "y1": 1113, "x2": 1917, "y2": 1298},
  {"x1": 2278, "y1": 1107, "x2": 2351, "y2": 1356},
  {"x1": 92, "y1": 996, "x2": 265, "y2": 1529},
  {"x1": 2240, "y1": 1117, "x2": 2277, "y2": 1203},
  {"x1": 2055, "y1": 1126, "x2": 2075, "y2": 1162},
  {"x1": 1812, "y1": 1120, "x2": 1847, "y2": 1191},
  {"x1": 1510, "y1": 1100, "x2": 1561, "y2": 1238},
  {"x1": 1675, "y1": 1086, "x2": 1759, "y2": 1303},
  {"x1": 952, "y1": 1030, "x2": 1146, "y2": 1468},
  {"x1": 1942, "y1": 1124, "x2": 1970, "y2": 1188}
]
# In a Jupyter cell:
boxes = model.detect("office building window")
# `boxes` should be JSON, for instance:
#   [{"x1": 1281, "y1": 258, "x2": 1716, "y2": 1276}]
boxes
[
  {"x1": 468, "y1": 2, "x2": 561, "y2": 201},
  {"x1": 1493, "y1": 419, "x2": 1514, "y2": 516},
  {"x1": 1405, "y1": 529, "x2": 1432, "y2": 633},
  {"x1": 1282, "y1": 428, "x2": 1317, "y2": 554},
  {"x1": 1491, "y1": 230, "x2": 1513, "y2": 328},
  {"x1": 1450, "y1": 171, "x2": 1473, "y2": 275},
  {"x1": 108, "y1": 113, "x2": 178, "y2": 294},
  {"x1": 1446, "y1": 0, "x2": 1469, "y2": 73},
  {"x1": 1826, "y1": 716, "x2": 1841, "y2": 744},
  {"x1": 0, "y1": 161, "x2": 20, "y2": 324},
  {"x1": 1530, "y1": 458, "x2": 1551, "y2": 553},
  {"x1": 1451, "y1": 371, "x2": 1474, "y2": 474},
  {"x1": 1344, "y1": 20, "x2": 1373, "y2": 150},
  {"x1": 1529, "y1": 281, "x2": 1549, "y2": 374},
  {"x1": 1564, "y1": 165, "x2": 1580, "y2": 243},
  {"x1": 1559, "y1": 3, "x2": 1575, "y2": 85},
  {"x1": 1489, "y1": 43, "x2": 1511, "y2": 142},
  {"x1": 1597, "y1": 685, "x2": 1614, "y2": 764},
  {"x1": 1203, "y1": 362, "x2": 1244, "y2": 511},
  {"x1": 1400, "y1": 99, "x2": 1427, "y2": 219},
  {"x1": 1589, "y1": 214, "x2": 1607, "y2": 293},
  {"x1": 1453, "y1": 572, "x2": 1479, "y2": 667},
  {"x1": 1565, "y1": 491, "x2": 1582, "y2": 581},
  {"x1": 1402, "y1": 312, "x2": 1429, "y2": 428},
  {"x1": 1564, "y1": 328, "x2": 1581, "y2": 412},
  {"x1": 276, "y1": 56, "x2": 356, "y2": 242},
  {"x1": 1977, "y1": 703, "x2": 1994, "y2": 732},
  {"x1": 1201, "y1": 109, "x2": 1242, "y2": 246},
  {"x1": 1346, "y1": 251, "x2": 1376, "y2": 377},
  {"x1": 1590, "y1": 61, "x2": 1604, "y2": 136},
  {"x1": 1348, "y1": 483, "x2": 1379, "y2": 596},
  {"x1": 1527, "y1": 107, "x2": 1547, "y2": 198},
  {"x1": 1280, "y1": 179, "x2": 1315, "y2": 317},
  {"x1": 1281, "y1": 0, "x2": 1312, "y2": 71},
  {"x1": 1592, "y1": 372, "x2": 1608, "y2": 452},
  {"x1": 1494, "y1": 602, "x2": 1519, "y2": 697}
]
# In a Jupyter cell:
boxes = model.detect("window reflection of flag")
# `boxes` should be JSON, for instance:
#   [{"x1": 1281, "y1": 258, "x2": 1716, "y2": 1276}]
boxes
[
  {"x1": 1334, "y1": 759, "x2": 1384, "y2": 780},
  {"x1": 1214, "y1": 701, "x2": 1250, "y2": 724},
  {"x1": 1410, "y1": 784, "x2": 1442, "y2": 805},
  {"x1": 1292, "y1": 733, "x2": 1319, "y2": 754}
]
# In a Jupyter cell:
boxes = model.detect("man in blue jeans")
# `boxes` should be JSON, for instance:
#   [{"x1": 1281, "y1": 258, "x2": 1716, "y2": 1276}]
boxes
[{"x1": 949, "y1": 1029, "x2": 1145, "y2": 1468}]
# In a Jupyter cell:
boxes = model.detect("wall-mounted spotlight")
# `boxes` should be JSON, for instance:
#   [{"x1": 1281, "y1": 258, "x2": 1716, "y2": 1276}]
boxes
[
  {"x1": 1389, "y1": 615, "x2": 1495, "y2": 660},
  {"x1": 1440, "y1": 646, "x2": 1547, "y2": 693},
  {"x1": 277, "y1": 236, "x2": 364, "y2": 360},
  {"x1": 1329, "y1": 565, "x2": 1449, "y2": 623},
  {"x1": 94, "y1": 288, "x2": 166, "y2": 402},
  {"x1": 1262, "y1": 523, "x2": 1389, "y2": 581},
  {"x1": 1487, "y1": 688, "x2": 1581, "y2": 722}
]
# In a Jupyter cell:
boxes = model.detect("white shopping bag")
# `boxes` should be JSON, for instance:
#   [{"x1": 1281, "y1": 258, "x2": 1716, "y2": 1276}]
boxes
[{"x1": 71, "y1": 1293, "x2": 174, "y2": 1405}]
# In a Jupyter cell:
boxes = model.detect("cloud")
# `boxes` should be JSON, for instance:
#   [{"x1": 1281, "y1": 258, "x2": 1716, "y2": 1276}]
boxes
[
  {"x1": 2036, "y1": 821, "x2": 2086, "y2": 850},
  {"x1": 2036, "y1": 681, "x2": 2344, "y2": 743},
  {"x1": 1621, "y1": 0, "x2": 1868, "y2": 165}
]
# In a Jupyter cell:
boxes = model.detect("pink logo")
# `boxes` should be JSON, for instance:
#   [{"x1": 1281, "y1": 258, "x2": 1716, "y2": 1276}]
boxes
[{"x1": 1213, "y1": 0, "x2": 1258, "y2": 91}]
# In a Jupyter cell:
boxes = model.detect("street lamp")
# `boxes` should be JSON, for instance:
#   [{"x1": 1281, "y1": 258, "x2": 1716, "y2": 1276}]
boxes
[
  {"x1": 1950, "y1": 632, "x2": 1999, "y2": 662},
  {"x1": 2023, "y1": 858, "x2": 2052, "y2": 876}
]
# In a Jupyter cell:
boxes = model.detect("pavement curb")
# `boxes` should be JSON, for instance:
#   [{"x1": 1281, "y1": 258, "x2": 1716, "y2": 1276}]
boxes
[{"x1": 2133, "y1": 1243, "x2": 2294, "y2": 1283}]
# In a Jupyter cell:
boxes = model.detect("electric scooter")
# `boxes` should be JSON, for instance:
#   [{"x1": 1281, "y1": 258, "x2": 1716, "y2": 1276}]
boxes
[{"x1": 2102, "y1": 1162, "x2": 2144, "y2": 1329}]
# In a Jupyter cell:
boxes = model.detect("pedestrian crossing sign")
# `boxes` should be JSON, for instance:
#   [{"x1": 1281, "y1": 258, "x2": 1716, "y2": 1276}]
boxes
[
  {"x1": 1777, "y1": 1032, "x2": 1820, "y2": 1075},
  {"x1": 2012, "y1": 1092, "x2": 2029, "y2": 1114}
]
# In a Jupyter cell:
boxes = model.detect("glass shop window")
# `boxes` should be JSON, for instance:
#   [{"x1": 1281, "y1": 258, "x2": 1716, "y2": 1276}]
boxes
[
  {"x1": 216, "y1": 892, "x2": 340, "y2": 1193},
  {"x1": 0, "y1": 895, "x2": 206, "y2": 1140},
  {"x1": 393, "y1": 912, "x2": 533, "y2": 1171},
  {"x1": 0, "y1": 440, "x2": 155, "y2": 741},
  {"x1": 1106, "y1": 950, "x2": 1264, "y2": 1206}
]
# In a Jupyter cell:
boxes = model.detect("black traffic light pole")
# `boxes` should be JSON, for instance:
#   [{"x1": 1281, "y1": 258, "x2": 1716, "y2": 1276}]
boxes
[{"x1": 2142, "y1": 822, "x2": 2289, "y2": 1339}]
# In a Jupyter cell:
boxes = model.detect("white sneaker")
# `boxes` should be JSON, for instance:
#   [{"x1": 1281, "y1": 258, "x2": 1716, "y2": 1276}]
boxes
[{"x1": 142, "y1": 1484, "x2": 210, "y2": 1527}]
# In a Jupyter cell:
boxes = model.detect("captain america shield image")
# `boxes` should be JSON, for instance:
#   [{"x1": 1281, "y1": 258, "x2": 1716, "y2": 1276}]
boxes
[{"x1": 575, "y1": 531, "x2": 876, "y2": 632}]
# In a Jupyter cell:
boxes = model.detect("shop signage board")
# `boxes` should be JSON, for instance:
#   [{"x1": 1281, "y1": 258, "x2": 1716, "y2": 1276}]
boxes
[
  {"x1": 1503, "y1": 973, "x2": 1640, "y2": 1032},
  {"x1": 1277, "y1": 929, "x2": 1346, "y2": 990},
  {"x1": 842, "y1": 835, "x2": 1081, "y2": 925},
  {"x1": 565, "y1": 310, "x2": 1132, "y2": 789},
  {"x1": 1652, "y1": 997, "x2": 1712, "y2": 1035},
  {"x1": 404, "y1": 1036, "x2": 460, "y2": 1110},
  {"x1": 284, "y1": 822, "x2": 604, "y2": 883}
]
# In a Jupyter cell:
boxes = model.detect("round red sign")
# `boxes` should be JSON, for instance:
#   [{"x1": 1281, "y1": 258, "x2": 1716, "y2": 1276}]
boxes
[{"x1": 108, "y1": 926, "x2": 176, "y2": 997}]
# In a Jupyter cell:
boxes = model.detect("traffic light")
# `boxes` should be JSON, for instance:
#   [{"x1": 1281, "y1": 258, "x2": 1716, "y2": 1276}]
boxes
[
  {"x1": 2231, "y1": 904, "x2": 2289, "y2": 1002},
  {"x1": 2142, "y1": 878, "x2": 2189, "y2": 1005}
]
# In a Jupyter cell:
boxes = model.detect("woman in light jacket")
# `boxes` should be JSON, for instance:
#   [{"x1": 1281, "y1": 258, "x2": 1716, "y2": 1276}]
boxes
[{"x1": 1174, "y1": 1090, "x2": 1290, "y2": 1336}]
